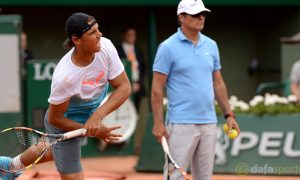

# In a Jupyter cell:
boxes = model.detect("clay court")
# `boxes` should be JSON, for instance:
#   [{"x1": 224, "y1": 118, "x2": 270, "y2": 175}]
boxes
[{"x1": 17, "y1": 155, "x2": 300, "y2": 180}]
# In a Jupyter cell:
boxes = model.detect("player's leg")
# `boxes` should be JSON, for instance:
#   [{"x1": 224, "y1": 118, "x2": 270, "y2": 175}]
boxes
[
  {"x1": 164, "y1": 123, "x2": 199, "y2": 180},
  {"x1": 2, "y1": 110, "x2": 55, "y2": 175},
  {"x1": 45, "y1": 116, "x2": 84, "y2": 180},
  {"x1": 16, "y1": 141, "x2": 53, "y2": 166},
  {"x1": 52, "y1": 137, "x2": 84, "y2": 180},
  {"x1": 59, "y1": 172, "x2": 84, "y2": 180},
  {"x1": 190, "y1": 123, "x2": 217, "y2": 180},
  {"x1": 0, "y1": 141, "x2": 53, "y2": 179}
]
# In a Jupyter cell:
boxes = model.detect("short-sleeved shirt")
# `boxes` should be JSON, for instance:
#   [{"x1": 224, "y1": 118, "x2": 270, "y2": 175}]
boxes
[
  {"x1": 48, "y1": 37, "x2": 124, "y2": 124},
  {"x1": 153, "y1": 28, "x2": 221, "y2": 124}
]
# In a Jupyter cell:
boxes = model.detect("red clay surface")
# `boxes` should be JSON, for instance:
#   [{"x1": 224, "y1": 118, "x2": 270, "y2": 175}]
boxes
[{"x1": 18, "y1": 156, "x2": 300, "y2": 180}]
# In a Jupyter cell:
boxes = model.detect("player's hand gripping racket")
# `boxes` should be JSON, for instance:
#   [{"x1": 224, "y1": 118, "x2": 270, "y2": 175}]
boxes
[
  {"x1": 0, "y1": 127, "x2": 86, "y2": 174},
  {"x1": 161, "y1": 136, "x2": 188, "y2": 180}
]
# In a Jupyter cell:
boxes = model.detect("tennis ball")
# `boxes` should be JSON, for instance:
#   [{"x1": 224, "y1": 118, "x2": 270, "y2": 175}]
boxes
[
  {"x1": 228, "y1": 129, "x2": 238, "y2": 139},
  {"x1": 223, "y1": 123, "x2": 229, "y2": 133}
]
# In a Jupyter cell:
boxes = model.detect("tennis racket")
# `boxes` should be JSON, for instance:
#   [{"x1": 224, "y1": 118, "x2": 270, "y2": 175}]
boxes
[
  {"x1": 161, "y1": 136, "x2": 188, "y2": 180},
  {"x1": 0, "y1": 127, "x2": 86, "y2": 174}
]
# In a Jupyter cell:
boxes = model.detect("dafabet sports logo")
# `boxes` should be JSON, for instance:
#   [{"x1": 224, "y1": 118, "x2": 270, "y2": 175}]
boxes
[{"x1": 235, "y1": 163, "x2": 300, "y2": 176}]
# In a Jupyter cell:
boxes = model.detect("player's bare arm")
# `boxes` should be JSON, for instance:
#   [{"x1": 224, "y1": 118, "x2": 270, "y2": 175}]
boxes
[
  {"x1": 290, "y1": 81, "x2": 300, "y2": 102},
  {"x1": 103, "y1": 70, "x2": 132, "y2": 116},
  {"x1": 85, "y1": 70, "x2": 131, "y2": 139},
  {"x1": 151, "y1": 72, "x2": 168, "y2": 143},
  {"x1": 48, "y1": 99, "x2": 120, "y2": 142},
  {"x1": 48, "y1": 100, "x2": 84, "y2": 132},
  {"x1": 213, "y1": 70, "x2": 240, "y2": 133}
]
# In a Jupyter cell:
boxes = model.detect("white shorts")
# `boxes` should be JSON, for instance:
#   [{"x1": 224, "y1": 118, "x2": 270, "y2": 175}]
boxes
[{"x1": 164, "y1": 123, "x2": 217, "y2": 180}]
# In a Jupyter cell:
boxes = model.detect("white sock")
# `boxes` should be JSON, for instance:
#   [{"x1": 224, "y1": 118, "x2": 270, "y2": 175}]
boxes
[{"x1": 11, "y1": 155, "x2": 25, "y2": 171}]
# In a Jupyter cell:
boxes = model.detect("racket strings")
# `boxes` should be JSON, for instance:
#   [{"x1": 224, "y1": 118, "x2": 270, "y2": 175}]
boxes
[
  {"x1": 168, "y1": 167, "x2": 188, "y2": 180},
  {"x1": 168, "y1": 163, "x2": 186, "y2": 177},
  {"x1": 0, "y1": 130, "x2": 36, "y2": 156},
  {"x1": 167, "y1": 158, "x2": 188, "y2": 180},
  {"x1": 0, "y1": 129, "x2": 47, "y2": 172},
  {"x1": 167, "y1": 158, "x2": 176, "y2": 175}
]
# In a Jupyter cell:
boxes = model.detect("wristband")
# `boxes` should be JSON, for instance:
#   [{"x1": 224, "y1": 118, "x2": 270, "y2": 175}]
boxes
[{"x1": 224, "y1": 112, "x2": 235, "y2": 119}]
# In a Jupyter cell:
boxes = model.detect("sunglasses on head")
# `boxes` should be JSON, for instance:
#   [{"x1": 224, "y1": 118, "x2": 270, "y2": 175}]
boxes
[{"x1": 184, "y1": 11, "x2": 207, "y2": 18}]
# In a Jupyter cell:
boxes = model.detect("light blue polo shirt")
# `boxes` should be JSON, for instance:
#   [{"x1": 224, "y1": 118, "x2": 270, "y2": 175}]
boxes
[{"x1": 153, "y1": 28, "x2": 221, "y2": 124}]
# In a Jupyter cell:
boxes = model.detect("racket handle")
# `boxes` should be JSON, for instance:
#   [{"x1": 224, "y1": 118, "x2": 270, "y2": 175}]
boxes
[
  {"x1": 64, "y1": 128, "x2": 87, "y2": 139},
  {"x1": 161, "y1": 136, "x2": 170, "y2": 154}
]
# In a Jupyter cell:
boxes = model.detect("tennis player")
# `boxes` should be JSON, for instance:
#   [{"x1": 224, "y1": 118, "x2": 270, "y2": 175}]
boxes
[
  {"x1": 0, "y1": 12, "x2": 131, "y2": 180},
  {"x1": 151, "y1": 0, "x2": 240, "y2": 179}
]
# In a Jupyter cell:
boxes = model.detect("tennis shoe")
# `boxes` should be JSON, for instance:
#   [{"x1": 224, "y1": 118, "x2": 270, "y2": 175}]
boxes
[{"x1": 0, "y1": 156, "x2": 22, "y2": 180}]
